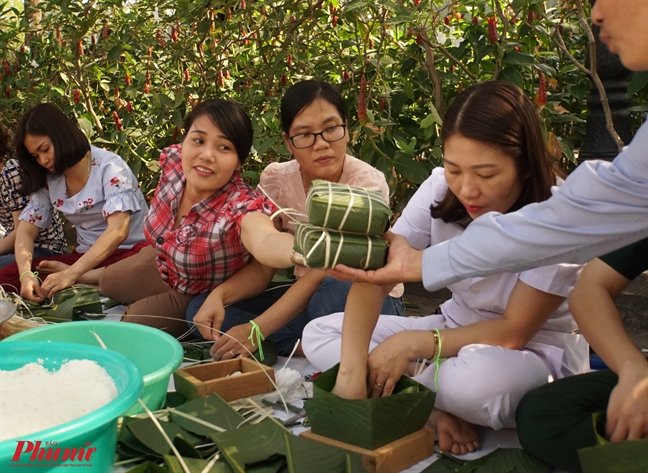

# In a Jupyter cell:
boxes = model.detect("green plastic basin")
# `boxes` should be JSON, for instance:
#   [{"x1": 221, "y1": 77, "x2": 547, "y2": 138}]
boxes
[{"x1": 6, "y1": 321, "x2": 183, "y2": 415}]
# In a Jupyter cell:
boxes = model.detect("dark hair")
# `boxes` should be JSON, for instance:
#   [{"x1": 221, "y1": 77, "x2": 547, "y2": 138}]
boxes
[
  {"x1": 281, "y1": 80, "x2": 347, "y2": 133},
  {"x1": 0, "y1": 123, "x2": 11, "y2": 163},
  {"x1": 14, "y1": 103, "x2": 90, "y2": 195},
  {"x1": 183, "y1": 98, "x2": 253, "y2": 165},
  {"x1": 431, "y1": 81, "x2": 558, "y2": 228}
]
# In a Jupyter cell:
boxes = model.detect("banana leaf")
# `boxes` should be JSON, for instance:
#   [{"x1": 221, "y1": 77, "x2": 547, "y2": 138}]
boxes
[
  {"x1": 164, "y1": 455, "x2": 233, "y2": 473},
  {"x1": 303, "y1": 363, "x2": 435, "y2": 450},
  {"x1": 422, "y1": 449, "x2": 551, "y2": 472},
  {"x1": 577, "y1": 412, "x2": 648, "y2": 473},
  {"x1": 16, "y1": 284, "x2": 103, "y2": 322},
  {"x1": 210, "y1": 418, "x2": 289, "y2": 471},
  {"x1": 127, "y1": 417, "x2": 202, "y2": 456},
  {"x1": 306, "y1": 180, "x2": 391, "y2": 236},
  {"x1": 284, "y1": 432, "x2": 364, "y2": 473},
  {"x1": 169, "y1": 393, "x2": 245, "y2": 436},
  {"x1": 294, "y1": 224, "x2": 388, "y2": 270},
  {"x1": 125, "y1": 462, "x2": 170, "y2": 473}
]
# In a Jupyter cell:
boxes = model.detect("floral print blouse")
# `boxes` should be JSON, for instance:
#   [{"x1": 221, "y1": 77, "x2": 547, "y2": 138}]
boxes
[
  {"x1": 19, "y1": 146, "x2": 148, "y2": 253},
  {"x1": 0, "y1": 159, "x2": 67, "y2": 255}
]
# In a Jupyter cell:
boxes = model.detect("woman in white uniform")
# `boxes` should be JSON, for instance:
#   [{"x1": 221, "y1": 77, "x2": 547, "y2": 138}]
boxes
[{"x1": 302, "y1": 81, "x2": 589, "y2": 455}]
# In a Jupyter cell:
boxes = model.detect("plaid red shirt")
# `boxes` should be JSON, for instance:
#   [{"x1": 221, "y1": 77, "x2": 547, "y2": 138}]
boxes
[{"x1": 144, "y1": 144, "x2": 276, "y2": 295}]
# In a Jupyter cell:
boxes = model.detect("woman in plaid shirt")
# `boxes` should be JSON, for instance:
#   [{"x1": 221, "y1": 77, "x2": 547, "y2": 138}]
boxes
[{"x1": 97, "y1": 99, "x2": 296, "y2": 336}]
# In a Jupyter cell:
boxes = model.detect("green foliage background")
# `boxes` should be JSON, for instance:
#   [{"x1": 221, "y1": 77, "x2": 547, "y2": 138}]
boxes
[{"x1": 1, "y1": 0, "x2": 646, "y2": 210}]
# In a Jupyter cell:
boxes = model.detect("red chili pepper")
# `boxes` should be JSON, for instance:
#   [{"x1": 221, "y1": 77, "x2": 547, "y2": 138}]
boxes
[
  {"x1": 76, "y1": 40, "x2": 83, "y2": 56},
  {"x1": 171, "y1": 27, "x2": 178, "y2": 43},
  {"x1": 413, "y1": 0, "x2": 420, "y2": 6},
  {"x1": 144, "y1": 83, "x2": 150, "y2": 94},
  {"x1": 444, "y1": 16, "x2": 450, "y2": 25},
  {"x1": 171, "y1": 127, "x2": 179, "y2": 142},
  {"x1": 416, "y1": 34, "x2": 423, "y2": 44},
  {"x1": 3, "y1": 62, "x2": 10, "y2": 76},
  {"x1": 185, "y1": 69, "x2": 190, "y2": 82},
  {"x1": 358, "y1": 74, "x2": 367, "y2": 124},
  {"x1": 287, "y1": 53, "x2": 293, "y2": 67},
  {"x1": 527, "y1": 11, "x2": 535, "y2": 23},
  {"x1": 331, "y1": 15, "x2": 338, "y2": 27},
  {"x1": 125, "y1": 74, "x2": 131, "y2": 86},
  {"x1": 472, "y1": 16, "x2": 478, "y2": 24},
  {"x1": 114, "y1": 86, "x2": 119, "y2": 98},
  {"x1": 73, "y1": 90, "x2": 81, "y2": 104},
  {"x1": 488, "y1": 17, "x2": 497, "y2": 44},
  {"x1": 291, "y1": 15, "x2": 296, "y2": 23},
  {"x1": 224, "y1": 70, "x2": 230, "y2": 79},
  {"x1": 91, "y1": 35, "x2": 95, "y2": 45},
  {"x1": 369, "y1": 39, "x2": 374, "y2": 49},
  {"x1": 146, "y1": 71, "x2": 151, "y2": 82},
  {"x1": 157, "y1": 32, "x2": 165, "y2": 48},
  {"x1": 102, "y1": 24, "x2": 109, "y2": 39},
  {"x1": 407, "y1": 27, "x2": 413, "y2": 38},
  {"x1": 5, "y1": 86, "x2": 11, "y2": 98},
  {"x1": 330, "y1": 4, "x2": 336, "y2": 14},
  {"x1": 14, "y1": 57, "x2": 20, "y2": 72},
  {"x1": 379, "y1": 97, "x2": 385, "y2": 111},
  {"x1": 227, "y1": 9, "x2": 233, "y2": 20},
  {"x1": 126, "y1": 101, "x2": 133, "y2": 113},
  {"x1": 56, "y1": 27, "x2": 62, "y2": 43},
  {"x1": 281, "y1": 73, "x2": 287, "y2": 86},
  {"x1": 113, "y1": 111, "x2": 123, "y2": 131},
  {"x1": 343, "y1": 70, "x2": 350, "y2": 81},
  {"x1": 534, "y1": 70, "x2": 547, "y2": 107},
  {"x1": 217, "y1": 70, "x2": 224, "y2": 88},
  {"x1": 241, "y1": 0, "x2": 246, "y2": 9}
]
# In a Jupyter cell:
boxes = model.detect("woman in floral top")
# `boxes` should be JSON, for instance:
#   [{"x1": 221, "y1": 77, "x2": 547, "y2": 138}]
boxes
[
  {"x1": 0, "y1": 103, "x2": 148, "y2": 301},
  {"x1": 0, "y1": 124, "x2": 67, "y2": 272},
  {"x1": 97, "y1": 99, "x2": 296, "y2": 336}
]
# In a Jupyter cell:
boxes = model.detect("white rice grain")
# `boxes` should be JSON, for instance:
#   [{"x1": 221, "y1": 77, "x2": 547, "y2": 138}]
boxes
[{"x1": 0, "y1": 359, "x2": 118, "y2": 442}]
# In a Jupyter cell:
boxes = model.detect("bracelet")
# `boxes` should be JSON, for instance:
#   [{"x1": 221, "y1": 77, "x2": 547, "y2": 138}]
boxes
[
  {"x1": 248, "y1": 320, "x2": 266, "y2": 362},
  {"x1": 19, "y1": 270, "x2": 39, "y2": 282},
  {"x1": 432, "y1": 328, "x2": 446, "y2": 392},
  {"x1": 430, "y1": 330, "x2": 439, "y2": 361}
]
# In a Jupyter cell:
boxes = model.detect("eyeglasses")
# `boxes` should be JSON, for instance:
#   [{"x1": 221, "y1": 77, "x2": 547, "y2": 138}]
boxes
[{"x1": 288, "y1": 124, "x2": 347, "y2": 149}]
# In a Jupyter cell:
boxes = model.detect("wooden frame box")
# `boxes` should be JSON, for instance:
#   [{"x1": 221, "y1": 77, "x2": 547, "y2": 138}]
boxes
[
  {"x1": 301, "y1": 427, "x2": 435, "y2": 473},
  {"x1": 173, "y1": 358, "x2": 276, "y2": 401}
]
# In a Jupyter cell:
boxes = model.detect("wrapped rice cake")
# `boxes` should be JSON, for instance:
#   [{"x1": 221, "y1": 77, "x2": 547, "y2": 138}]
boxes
[
  {"x1": 294, "y1": 223, "x2": 388, "y2": 270},
  {"x1": 305, "y1": 180, "x2": 391, "y2": 236}
]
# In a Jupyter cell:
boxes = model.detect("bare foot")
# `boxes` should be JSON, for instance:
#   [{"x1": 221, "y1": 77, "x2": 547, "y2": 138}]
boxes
[
  {"x1": 428, "y1": 408, "x2": 480, "y2": 455},
  {"x1": 331, "y1": 368, "x2": 369, "y2": 399},
  {"x1": 35, "y1": 260, "x2": 71, "y2": 274}
]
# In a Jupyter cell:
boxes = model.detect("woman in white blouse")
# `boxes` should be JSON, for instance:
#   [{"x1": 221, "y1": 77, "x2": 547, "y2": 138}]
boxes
[
  {"x1": 0, "y1": 103, "x2": 148, "y2": 301},
  {"x1": 303, "y1": 81, "x2": 588, "y2": 455}
]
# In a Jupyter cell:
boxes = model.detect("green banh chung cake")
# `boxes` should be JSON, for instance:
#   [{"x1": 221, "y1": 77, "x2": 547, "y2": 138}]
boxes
[
  {"x1": 305, "y1": 180, "x2": 391, "y2": 236},
  {"x1": 294, "y1": 224, "x2": 388, "y2": 270}
]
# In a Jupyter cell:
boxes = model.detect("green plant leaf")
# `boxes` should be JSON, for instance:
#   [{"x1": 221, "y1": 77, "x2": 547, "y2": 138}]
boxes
[
  {"x1": 394, "y1": 154, "x2": 430, "y2": 185},
  {"x1": 503, "y1": 50, "x2": 535, "y2": 66},
  {"x1": 628, "y1": 71, "x2": 648, "y2": 95},
  {"x1": 164, "y1": 455, "x2": 233, "y2": 473},
  {"x1": 125, "y1": 462, "x2": 170, "y2": 473},
  {"x1": 284, "y1": 432, "x2": 364, "y2": 473}
]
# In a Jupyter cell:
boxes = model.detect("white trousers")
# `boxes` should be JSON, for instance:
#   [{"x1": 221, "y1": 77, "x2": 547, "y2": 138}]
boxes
[{"x1": 303, "y1": 313, "x2": 553, "y2": 430}]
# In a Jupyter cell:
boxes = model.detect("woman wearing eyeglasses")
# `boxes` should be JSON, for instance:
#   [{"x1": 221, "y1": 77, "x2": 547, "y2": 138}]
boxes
[{"x1": 188, "y1": 80, "x2": 403, "y2": 359}]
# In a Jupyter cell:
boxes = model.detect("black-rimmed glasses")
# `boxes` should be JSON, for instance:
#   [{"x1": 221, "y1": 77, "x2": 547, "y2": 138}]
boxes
[{"x1": 288, "y1": 124, "x2": 347, "y2": 149}]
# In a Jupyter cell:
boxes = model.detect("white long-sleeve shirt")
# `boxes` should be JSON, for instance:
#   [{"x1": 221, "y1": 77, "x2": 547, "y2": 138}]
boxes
[{"x1": 422, "y1": 120, "x2": 648, "y2": 292}]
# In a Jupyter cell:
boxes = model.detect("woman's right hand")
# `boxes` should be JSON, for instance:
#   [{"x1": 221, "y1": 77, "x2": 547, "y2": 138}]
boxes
[
  {"x1": 192, "y1": 289, "x2": 226, "y2": 341},
  {"x1": 20, "y1": 273, "x2": 45, "y2": 302}
]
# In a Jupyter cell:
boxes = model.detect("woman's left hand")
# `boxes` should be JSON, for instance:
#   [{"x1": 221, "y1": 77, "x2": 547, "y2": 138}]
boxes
[
  {"x1": 210, "y1": 323, "x2": 256, "y2": 361},
  {"x1": 367, "y1": 332, "x2": 413, "y2": 398},
  {"x1": 40, "y1": 269, "x2": 77, "y2": 299}
]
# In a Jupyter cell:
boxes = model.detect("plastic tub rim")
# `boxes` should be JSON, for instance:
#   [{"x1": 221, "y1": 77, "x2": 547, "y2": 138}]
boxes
[{"x1": 5, "y1": 321, "x2": 183, "y2": 385}]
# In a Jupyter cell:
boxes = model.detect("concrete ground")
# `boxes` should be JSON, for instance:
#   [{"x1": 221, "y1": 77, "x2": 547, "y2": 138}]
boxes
[{"x1": 403, "y1": 273, "x2": 648, "y2": 353}]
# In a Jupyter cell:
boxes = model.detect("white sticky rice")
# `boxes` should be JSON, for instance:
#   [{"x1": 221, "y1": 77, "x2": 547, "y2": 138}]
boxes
[{"x1": 0, "y1": 359, "x2": 118, "y2": 442}]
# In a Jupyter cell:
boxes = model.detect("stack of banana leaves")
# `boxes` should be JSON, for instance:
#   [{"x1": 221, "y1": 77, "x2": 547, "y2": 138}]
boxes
[
  {"x1": 117, "y1": 393, "x2": 366, "y2": 473},
  {"x1": 293, "y1": 180, "x2": 391, "y2": 270}
]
